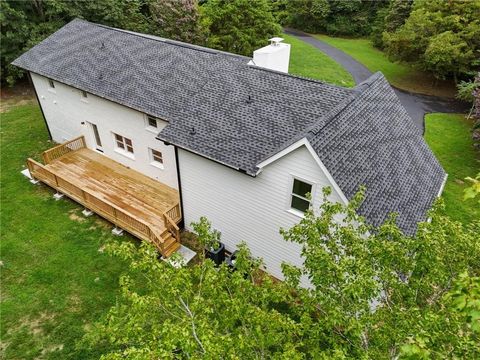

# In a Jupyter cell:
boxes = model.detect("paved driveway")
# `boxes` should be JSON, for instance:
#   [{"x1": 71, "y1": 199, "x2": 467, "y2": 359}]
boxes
[{"x1": 284, "y1": 29, "x2": 469, "y2": 134}]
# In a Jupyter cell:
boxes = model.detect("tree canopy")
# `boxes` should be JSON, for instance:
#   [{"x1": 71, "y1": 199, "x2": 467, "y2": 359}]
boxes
[{"x1": 82, "y1": 188, "x2": 480, "y2": 358}]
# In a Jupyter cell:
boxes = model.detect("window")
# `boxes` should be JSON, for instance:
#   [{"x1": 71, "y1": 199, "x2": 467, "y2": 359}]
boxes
[
  {"x1": 114, "y1": 133, "x2": 134, "y2": 153},
  {"x1": 147, "y1": 116, "x2": 158, "y2": 128},
  {"x1": 48, "y1": 79, "x2": 55, "y2": 89},
  {"x1": 81, "y1": 90, "x2": 88, "y2": 99},
  {"x1": 150, "y1": 148, "x2": 163, "y2": 164},
  {"x1": 290, "y1": 179, "x2": 312, "y2": 213}
]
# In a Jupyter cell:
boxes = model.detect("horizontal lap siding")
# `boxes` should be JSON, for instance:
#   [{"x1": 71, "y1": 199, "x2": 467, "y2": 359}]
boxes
[
  {"x1": 30, "y1": 73, "x2": 178, "y2": 189},
  {"x1": 178, "y1": 146, "x2": 342, "y2": 281}
]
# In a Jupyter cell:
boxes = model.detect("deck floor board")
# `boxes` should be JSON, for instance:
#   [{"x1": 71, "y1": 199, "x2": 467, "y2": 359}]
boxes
[{"x1": 45, "y1": 148, "x2": 179, "y2": 232}]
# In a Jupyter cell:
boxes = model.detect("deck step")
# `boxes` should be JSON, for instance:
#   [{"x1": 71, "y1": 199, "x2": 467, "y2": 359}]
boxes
[{"x1": 163, "y1": 241, "x2": 181, "y2": 258}]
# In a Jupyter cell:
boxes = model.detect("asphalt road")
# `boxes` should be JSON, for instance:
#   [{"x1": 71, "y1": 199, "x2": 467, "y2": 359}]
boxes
[{"x1": 284, "y1": 29, "x2": 469, "y2": 134}]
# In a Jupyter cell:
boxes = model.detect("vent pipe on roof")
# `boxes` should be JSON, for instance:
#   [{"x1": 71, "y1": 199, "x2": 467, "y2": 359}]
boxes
[{"x1": 249, "y1": 37, "x2": 290, "y2": 73}]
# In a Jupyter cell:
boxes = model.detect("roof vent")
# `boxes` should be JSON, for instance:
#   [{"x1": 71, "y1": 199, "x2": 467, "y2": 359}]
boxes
[
  {"x1": 98, "y1": 73, "x2": 103, "y2": 80},
  {"x1": 246, "y1": 95, "x2": 253, "y2": 104},
  {"x1": 100, "y1": 42, "x2": 105, "y2": 49},
  {"x1": 189, "y1": 127, "x2": 196, "y2": 135}
]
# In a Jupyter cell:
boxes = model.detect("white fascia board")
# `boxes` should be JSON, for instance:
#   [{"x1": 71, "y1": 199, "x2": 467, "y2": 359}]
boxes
[
  {"x1": 437, "y1": 173, "x2": 448, "y2": 197},
  {"x1": 256, "y1": 138, "x2": 349, "y2": 205}
]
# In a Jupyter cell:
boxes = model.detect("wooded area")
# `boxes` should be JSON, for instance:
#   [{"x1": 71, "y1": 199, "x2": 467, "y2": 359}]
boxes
[{"x1": 2, "y1": 0, "x2": 479, "y2": 88}]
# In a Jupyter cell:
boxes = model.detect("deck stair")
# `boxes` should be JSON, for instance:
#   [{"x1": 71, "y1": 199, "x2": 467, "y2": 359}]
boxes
[{"x1": 26, "y1": 136, "x2": 182, "y2": 257}]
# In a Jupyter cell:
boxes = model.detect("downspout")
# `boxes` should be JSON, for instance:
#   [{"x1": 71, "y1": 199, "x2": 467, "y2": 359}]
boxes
[
  {"x1": 28, "y1": 72, "x2": 52, "y2": 140},
  {"x1": 174, "y1": 146, "x2": 185, "y2": 229}
]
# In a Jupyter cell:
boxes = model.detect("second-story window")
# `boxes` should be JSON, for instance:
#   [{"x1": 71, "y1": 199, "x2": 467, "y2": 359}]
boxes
[
  {"x1": 81, "y1": 90, "x2": 88, "y2": 99},
  {"x1": 48, "y1": 79, "x2": 55, "y2": 89},
  {"x1": 147, "y1": 116, "x2": 158, "y2": 128},
  {"x1": 114, "y1": 133, "x2": 134, "y2": 154}
]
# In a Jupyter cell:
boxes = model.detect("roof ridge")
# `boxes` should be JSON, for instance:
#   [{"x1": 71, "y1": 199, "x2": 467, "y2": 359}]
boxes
[
  {"x1": 308, "y1": 72, "x2": 386, "y2": 136},
  {"x1": 81, "y1": 18, "x2": 251, "y2": 60}
]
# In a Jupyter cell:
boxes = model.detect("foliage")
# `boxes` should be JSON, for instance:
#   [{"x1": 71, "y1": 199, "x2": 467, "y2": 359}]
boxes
[
  {"x1": 456, "y1": 76, "x2": 480, "y2": 103},
  {"x1": 282, "y1": 33, "x2": 354, "y2": 87},
  {"x1": 464, "y1": 173, "x2": 480, "y2": 204},
  {"x1": 0, "y1": 104, "x2": 130, "y2": 359},
  {"x1": 282, "y1": 0, "x2": 389, "y2": 36},
  {"x1": 200, "y1": 0, "x2": 281, "y2": 56},
  {"x1": 371, "y1": 0, "x2": 413, "y2": 48},
  {"x1": 149, "y1": 0, "x2": 203, "y2": 43},
  {"x1": 85, "y1": 184, "x2": 480, "y2": 358},
  {"x1": 424, "y1": 113, "x2": 480, "y2": 224},
  {"x1": 382, "y1": 0, "x2": 480, "y2": 81},
  {"x1": 473, "y1": 72, "x2": 480, "y2": 148},
  {"x1": 191, "y1": 216, "x2": 221, "y2": 251}
]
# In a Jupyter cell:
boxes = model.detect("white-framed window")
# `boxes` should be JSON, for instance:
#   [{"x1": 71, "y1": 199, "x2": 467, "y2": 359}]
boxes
[
  {"x1": 48, "y1": 79, "x2": 55, "y2": 89},
  {"x1": 81, "y1": 90, "x2": 88, "y2": 99},
  {"x1": 145, "y1": 115, "x2": 161, "y2": 133},
  {"x1": 114, "y1": 133, "x2": 134, "y2": 154},
  {"x1": 290, "y1": 178, "x2": 312, "y2": 213},
  {"x1": 149, "y1": 148, "x2": 164, "y2": 168}
]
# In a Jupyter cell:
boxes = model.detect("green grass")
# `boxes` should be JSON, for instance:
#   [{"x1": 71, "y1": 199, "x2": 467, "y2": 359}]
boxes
[
  {"x1": 282, "y1": 34, "x2": 355, "y2": 87},
  {"x1": 425, "y1": 113, "x2": 480, "y2": 224},
  {"x1": 314, "y1": 34, "x2": 456, "y2": 98},
  {"x1": 0, "y1": 104, "x2": 137, "y2": 359}
]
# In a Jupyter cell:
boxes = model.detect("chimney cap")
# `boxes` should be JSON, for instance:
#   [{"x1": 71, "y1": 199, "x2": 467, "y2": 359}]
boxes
[{"x1": 269, "y1": 37, "x2": 284, "y2": 46}]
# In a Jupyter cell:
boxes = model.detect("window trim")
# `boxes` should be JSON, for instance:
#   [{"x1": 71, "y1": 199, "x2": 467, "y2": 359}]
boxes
[
  {"x1": 287, "y1": 176, "x2": 315, "y2": 217},
  {"x1": 47, "y1": 78, "x2": 56, "y2": 93},
  {"x1": 145, "y1": 115, "x2": 160, "y2": 133},
  {"x1": 149, "y1": 148, "x2": 164, "y2": 169},
  {"x1": 80, "y1": 90, "x2": 88, "y2": 102},
  {"x1": 113, "y1": 133, "x2": 135, "y2": 159}
]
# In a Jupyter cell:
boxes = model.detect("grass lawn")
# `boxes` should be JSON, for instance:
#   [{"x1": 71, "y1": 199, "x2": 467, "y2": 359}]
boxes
[
  {"x1": 314, "y1": 34, "x2": 456, "y2": 98},
  {"x1": 282, "y1": 34, "x2": 354, "y2": 88},
  {"x1": 425, "y1": 113, "x2": 480, "y2": 224},
  {"x1": 0, "y1": 104, "x2": 137, "y2": 359}
]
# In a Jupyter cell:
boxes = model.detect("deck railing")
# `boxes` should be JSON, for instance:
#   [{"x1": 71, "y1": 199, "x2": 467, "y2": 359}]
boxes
[
  {"x1": 42, "y1": 136, "x2": 86, "y2": 164},
  {"x1": 164, "y1": 203, "x2": 181, "y2": 224},
  {"x1": 26, "y1": 157, "x2": 181, "y2": 257}
]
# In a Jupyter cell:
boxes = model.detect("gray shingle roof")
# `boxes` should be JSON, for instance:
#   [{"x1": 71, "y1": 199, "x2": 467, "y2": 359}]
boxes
[{"x1": 13, "y1": 19, "x2": 446, "y2": 235}]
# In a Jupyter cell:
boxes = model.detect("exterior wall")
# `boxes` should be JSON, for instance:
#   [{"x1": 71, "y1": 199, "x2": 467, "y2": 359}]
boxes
[
  {"x1": 31, "y1": 72, "x2": 178, "y2": 189},
  {"x1": 177, "y1": 145, "x2": 344, "y2": 281}
]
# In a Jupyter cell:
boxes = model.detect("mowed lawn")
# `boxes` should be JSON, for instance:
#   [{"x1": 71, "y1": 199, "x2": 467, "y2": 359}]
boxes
[
  {"x1": 425, "y1": 113, "x2": 480, "y2": 224},
  {"x1": 0, "y1": 104, "x2": 136, "y2": 359},
  {"x1": 314, "y1": 34, "x2": 456, "y2": 98},
  {"x1": 282, "y1": 33, "x2": 354, "y2": 87}
]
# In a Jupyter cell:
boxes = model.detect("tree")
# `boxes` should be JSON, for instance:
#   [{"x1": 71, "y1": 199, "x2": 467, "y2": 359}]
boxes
[
  {"x1": 83, "y1": 187, "x2": 480, "y2": 358},
  {"x1": 200, "y1": 0, "x2": 281, "y2": 57},
  {"x1": 383, "y1": 0, "x2": 480, "y2": 81},
  {"x1": 149, "y1": 0, "x2": 203, "y2": 44},
  {"x1": 371, "y1": 0, "x2": 413, "y2": 49}
]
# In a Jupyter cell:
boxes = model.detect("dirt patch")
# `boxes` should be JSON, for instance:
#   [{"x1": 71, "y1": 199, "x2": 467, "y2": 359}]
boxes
[
  {"x1": 40, "y1": 343, "x2": 64, "y2": 358},
  {"x1": 8, "y1": 312, "x2": 56, "y2": 338},
  {"x1": 68, "y1": 210, "x2": 85, "y2": 223},
  {"x1": 67, "y1": 294, "x2": 82, "y2": 313}
]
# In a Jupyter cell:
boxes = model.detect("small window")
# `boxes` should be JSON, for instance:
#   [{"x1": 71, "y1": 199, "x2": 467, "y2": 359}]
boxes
[
  {"x1": 81, "y1": 90, "x2": 88, "y2": 99},
  {"x1": 114, "y1": 133, "x2": 134, "y2": 153},
  {"x1": 290, "y1": 179, "x2": 312, "y2": 213},
  {"x1": 147, "y1": 116, "x2": 158, "y2": 128},
  {"x1": 48, "y1": 79, "x2": 55, "y2": 89},
  {"x1": 150, "y1": 148, "x2": 163, "y2": 164}
]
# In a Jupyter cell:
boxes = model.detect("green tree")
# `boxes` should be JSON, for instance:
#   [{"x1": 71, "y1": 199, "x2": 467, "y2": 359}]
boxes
[
  {"x1": 371, "y1": 0, "x2": 413, "y2": 49},
  {"x1": 200, "y1": 0, "x2": 281, "y2": 56},
  {"x1": 149, "y1": 0, "x2": 203, "y2": 43},
  {"x1": 383, "y1": 0, "x2": 480, "y2": 81},
  {"x1": 84, "y1": 187, "x2": 480, "y2": 358}
]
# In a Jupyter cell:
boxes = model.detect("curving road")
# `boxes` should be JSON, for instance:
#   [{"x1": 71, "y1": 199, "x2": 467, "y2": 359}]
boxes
[{"x1": 284, "y1": 28, "x2": 469, "y2": 134}]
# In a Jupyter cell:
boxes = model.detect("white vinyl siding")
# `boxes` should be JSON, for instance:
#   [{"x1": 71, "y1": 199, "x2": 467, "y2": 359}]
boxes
[
  {"x1": 30, "y1": 72, "x2": 178, "y2": 189},
  {"x1": 178, "y1": 145, "x2": 343, "y2": 282}
]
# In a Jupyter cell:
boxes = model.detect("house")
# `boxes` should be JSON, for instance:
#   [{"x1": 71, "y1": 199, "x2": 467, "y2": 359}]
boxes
[{"x1": 13, "y1": 19, "x2": 446, "y2": 280}]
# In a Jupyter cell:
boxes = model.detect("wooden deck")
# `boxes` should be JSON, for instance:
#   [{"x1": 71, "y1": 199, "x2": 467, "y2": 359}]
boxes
[{"x1": 27, "y1": 136, "x2": 182, "y2": 257}]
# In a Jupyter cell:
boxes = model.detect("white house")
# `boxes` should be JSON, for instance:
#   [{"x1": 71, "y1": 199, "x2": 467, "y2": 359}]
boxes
[{"x1": 13, "y1": 19, "x2": 446, "y2": 280}]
